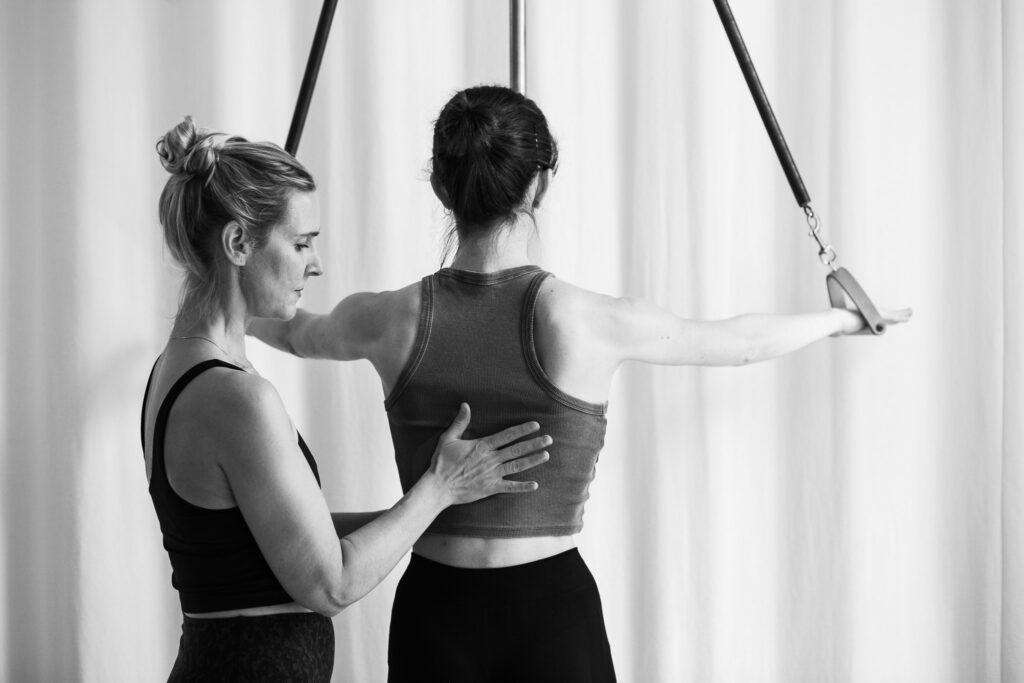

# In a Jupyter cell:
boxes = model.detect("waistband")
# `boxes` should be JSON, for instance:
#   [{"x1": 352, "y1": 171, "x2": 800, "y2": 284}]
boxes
[
  {"x1": 403, "y1": 548, "x2": 594, "y2": 602},
  {"x1": 181, "y1": 611, "x2": 332, "y2": 629}
]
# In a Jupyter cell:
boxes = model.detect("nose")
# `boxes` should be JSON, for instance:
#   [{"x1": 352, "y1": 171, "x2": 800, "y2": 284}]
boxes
[{"x1": 307, "y1": 244, "x2": 323, "y2": 277}]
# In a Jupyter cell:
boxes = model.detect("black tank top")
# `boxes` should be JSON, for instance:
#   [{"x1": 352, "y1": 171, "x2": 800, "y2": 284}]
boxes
[
  {"x1": 141, "y1": 359, "x2": 321, "y2": 613},
  {"x1": 385, "y1": 266, "x2": 608, "y2": 537}
]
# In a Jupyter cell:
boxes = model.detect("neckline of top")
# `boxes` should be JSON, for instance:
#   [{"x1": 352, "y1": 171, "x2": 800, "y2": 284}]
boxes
[{"x1": 438, "y1": 264, "x2": 543, "y2": 285}]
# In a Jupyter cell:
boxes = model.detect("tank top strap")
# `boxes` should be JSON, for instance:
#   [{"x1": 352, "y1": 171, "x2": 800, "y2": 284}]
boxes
[
  {"x1": 141, "y1": 358, "x2": 160, "y2": 452},
  {"x1": 521, "y1": 271, "x2": 607, "y2": 416},
  {"x1": 384, "y1": 275, "x2": 435, "y2": 410},
  {"x1": 150, "y1": 359, "x2": 247, "y2": 494}
]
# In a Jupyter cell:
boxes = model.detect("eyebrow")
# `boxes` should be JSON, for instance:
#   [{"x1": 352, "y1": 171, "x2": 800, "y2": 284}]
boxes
[{"x1": 297, "y1": 230, "x2": 320, "y2": 238}]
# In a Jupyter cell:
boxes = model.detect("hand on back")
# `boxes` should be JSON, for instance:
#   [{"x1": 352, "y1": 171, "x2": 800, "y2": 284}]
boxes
[{"x1": 429, "y1": 403, "x2": 551, "y2": 506}]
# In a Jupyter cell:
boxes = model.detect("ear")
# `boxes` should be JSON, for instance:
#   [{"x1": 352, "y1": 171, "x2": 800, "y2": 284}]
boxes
[
  {"x1": 430, "y1": 171, "x2": 453, "y2": 210},
  {"x1": 220, "y1": 220, "x2": 253, "y2": 267},
  {"x1": 531, "y1": 169, "x2": 550, "y2": 210}
]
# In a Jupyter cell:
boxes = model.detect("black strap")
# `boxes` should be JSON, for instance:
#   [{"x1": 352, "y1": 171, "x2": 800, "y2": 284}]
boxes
[
  {"x1": 140, "y1": 358, "x2": 160, "y2": 452},
  {"x1": 149, "y1": 360, "x2": 246, "y2": 473}
]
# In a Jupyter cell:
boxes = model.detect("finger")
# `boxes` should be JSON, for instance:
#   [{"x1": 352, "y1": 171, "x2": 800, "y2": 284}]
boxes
[
  {"x1": 502, "y1": 451, "x2": 550, "y2": 476},
  {"x1": 501, "y1": 480, "x2": 540, "y2": 494},
  {"x1": 479, "y1": 421, "x2": 541, "y2": 450},
  {"x1": 438, "y1": 403, "x2": 471, "y2": 445},
  {"x1": 495, "y1": 436, "x2": 553, "y2": 461},
  {"x1": 882, "y1": 307, "x2": 913, "y2": 324}
]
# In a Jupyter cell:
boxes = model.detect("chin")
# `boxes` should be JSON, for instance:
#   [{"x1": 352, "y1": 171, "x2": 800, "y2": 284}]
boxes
[{"x1": 259, "y1": 303, "x2": 298, "y2": 321}]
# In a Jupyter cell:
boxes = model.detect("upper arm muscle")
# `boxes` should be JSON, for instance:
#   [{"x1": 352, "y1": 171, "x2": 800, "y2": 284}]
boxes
[{"x1": 206, "y1": 375, "x2": 342, "y2": 613}]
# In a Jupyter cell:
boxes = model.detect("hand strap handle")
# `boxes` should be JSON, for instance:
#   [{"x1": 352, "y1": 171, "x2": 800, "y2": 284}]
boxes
[{"x1": 826, "y1": 268, "x2": 887, "y2": 335}]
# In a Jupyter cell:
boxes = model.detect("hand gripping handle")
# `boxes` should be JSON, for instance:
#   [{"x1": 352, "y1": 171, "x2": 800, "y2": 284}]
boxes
[{"x1": 826, "y1": 268, "x2": 887, "y2": 335}]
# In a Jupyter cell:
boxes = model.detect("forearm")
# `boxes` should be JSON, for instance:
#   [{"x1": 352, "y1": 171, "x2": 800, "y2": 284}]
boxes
[
  {"x1": 330, "y1": 511, "x2": 387, "y2": 538},
  {"x1": 332, "y1": 473, "x2": 449, "y2": 606},
  {"x1": 731, "y1": 308, "x2": 862, "y2": 364}
]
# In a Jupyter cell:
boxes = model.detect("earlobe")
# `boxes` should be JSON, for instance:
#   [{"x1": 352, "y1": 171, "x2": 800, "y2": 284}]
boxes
[
  {"x1": 430, "y1": 172, "x2": 453, "y2": 210},
  {"x1": 221, "y1": 221, "x2": 251, "y2": 267}
]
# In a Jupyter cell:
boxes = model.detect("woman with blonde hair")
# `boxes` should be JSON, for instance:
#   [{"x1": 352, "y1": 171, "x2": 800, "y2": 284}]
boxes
[{"x1": 144, "y1": 116, "x2": 551, "y2": 681}]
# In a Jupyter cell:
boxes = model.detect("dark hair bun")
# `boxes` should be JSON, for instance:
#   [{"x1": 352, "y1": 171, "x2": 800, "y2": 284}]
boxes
[
  {"x1": 443, "y1": 95, "x2": 495, "y2": 158},
  {"x1": 156, "y1": 116, "x2": 219, "y2": 183},
  {"x1": 432, "y1": 85, "x2": 558, "y2": 228}
]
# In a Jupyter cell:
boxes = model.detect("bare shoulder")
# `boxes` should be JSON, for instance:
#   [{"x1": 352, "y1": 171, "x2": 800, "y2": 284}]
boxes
[
  {"x1": 334, "y1": 282, "x2": 421, "y2": 343},
  {"x1": 535, "y1": 276, "x2": 622, "y2": 335},
  {"x1": 344, "y1": 281, "x2": 423, "y2": 389},
  {"x1": 174, "y1": 368, "x2": 292, "y2": 457},
  {"x1": 375, "y1": 281, "x2": 422, "y2": 322}
]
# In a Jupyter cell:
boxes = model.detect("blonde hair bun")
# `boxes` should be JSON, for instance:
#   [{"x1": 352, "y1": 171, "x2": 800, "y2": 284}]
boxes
[{"x1": 156, "y1": 116, "x2": 220, "y2": 184}]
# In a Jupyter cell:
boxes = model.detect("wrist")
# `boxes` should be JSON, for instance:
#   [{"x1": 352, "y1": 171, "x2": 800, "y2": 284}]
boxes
[
  {"x1": 832, "y1": 307, "x2": 863, "y2": 335},
  {"x1": 416, "y1": 470, "x2": 453, "y2": 511}
]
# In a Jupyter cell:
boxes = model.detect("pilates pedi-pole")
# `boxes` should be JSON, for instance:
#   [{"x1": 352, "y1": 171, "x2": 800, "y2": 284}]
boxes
[
  {"x1": 510, "y1": 0, "x2": 526, "y2": 93},
  {"x1": 286, "y1": 0, "x2": 340, "y2": 156}
]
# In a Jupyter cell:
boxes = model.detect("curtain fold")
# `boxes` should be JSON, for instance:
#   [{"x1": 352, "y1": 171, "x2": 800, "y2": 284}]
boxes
[
  {"x1": 1002, "y1": 0, "x2": 1023, "y2": 679},
  {"x1": 0, "y1": 1, "x2": 1014, "y2": 680}
]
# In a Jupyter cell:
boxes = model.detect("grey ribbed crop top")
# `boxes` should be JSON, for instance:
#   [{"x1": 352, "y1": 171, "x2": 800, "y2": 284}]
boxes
[{"x1": 385, "y1": 265, "x2": 608, "y2": 538}]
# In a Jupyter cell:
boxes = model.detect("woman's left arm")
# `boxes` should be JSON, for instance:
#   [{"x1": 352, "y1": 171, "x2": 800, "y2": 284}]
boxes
[
  {"x1": 595, "y1": 294, "x2": 912, "y2": 367},
  {"x1": 331, "y1": 512, "x2": 386, "y2": 538}
]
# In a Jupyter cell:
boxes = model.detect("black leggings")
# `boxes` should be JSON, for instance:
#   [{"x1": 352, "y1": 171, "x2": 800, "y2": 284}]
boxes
[
  {"x1": 388, "y1": 548, "x2": 616, "y2": 682},
  {"x1": 168, "y1": 612, "x2": 334, "y2": 682}
]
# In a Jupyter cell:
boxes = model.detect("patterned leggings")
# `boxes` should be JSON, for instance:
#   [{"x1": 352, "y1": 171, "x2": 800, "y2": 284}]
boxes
[{"x1": 168, "y1": 612, "x2": 334, "y2": 682}]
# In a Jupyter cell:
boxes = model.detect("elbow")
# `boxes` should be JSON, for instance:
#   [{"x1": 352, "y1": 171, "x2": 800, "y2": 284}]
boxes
[
  {"x1": 290, "y1": 563, "x2": 357, "y2": 617},
  {"x1": 314, "y1": 595, "x2": 348, "y2": 618},
  {"x1": 725, "y1": 317, "x2": 766, "y2": 366},
  {"x1": 296, "y1": 583, "x2": 354, "y2": 618}
]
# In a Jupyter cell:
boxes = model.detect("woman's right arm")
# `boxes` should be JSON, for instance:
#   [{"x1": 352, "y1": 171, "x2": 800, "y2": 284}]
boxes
[
  {"x1": 248, "y1": 286, "x2": 416, "y2": 363},
  {"x1": 210, "y1": 374, "x2": 550, "y2": 617}
]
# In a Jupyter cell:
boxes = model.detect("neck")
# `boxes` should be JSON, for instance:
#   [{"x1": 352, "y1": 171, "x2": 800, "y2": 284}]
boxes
[
  {"x1": 450, "y1": 217, "x2": 536, "y2": 273},
  {"x1": 171, "y1": 302, "x2": 249, "y2": 363}
]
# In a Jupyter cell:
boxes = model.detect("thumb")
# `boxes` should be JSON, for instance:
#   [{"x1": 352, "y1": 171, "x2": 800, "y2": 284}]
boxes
[{"x1": 438, "y1": 403, "x2": 471, "y2": 445}]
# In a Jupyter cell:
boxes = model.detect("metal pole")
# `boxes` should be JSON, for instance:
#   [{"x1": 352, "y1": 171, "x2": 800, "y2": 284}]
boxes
[
  {"x1": 712, "y1": 0, "x2": 811, "y2": 208},
  {"x1": 510, "y1": 0, "x2": 526, "y2": 93},
  {"x1": 286, "y1": 0, "x2": 340, "y2": 156}
]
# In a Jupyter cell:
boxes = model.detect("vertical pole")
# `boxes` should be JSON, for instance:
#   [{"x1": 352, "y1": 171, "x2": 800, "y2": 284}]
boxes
[
  {"x1": 286, "y1": 0, "x2": 340, "y2": 156},
  {"x1": 510, "y1": 0, "x2": 526, "y2": 93}
]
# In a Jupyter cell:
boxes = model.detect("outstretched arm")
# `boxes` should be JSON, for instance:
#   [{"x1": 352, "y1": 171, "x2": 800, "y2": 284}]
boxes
[
  {"x1": 248, "y1": 292, "x2": 385, "y2": 361},
  {"x1": 597, "y1": 294, "x2": 911, "y2": 367}
]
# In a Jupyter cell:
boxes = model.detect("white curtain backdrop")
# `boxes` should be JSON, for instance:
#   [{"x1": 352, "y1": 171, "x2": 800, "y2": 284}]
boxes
[{"x1": 1, "y1": 1, "x2": 1019, "y2": 681}]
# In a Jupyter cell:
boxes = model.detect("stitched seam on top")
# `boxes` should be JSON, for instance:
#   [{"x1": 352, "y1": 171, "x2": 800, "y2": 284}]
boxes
[
  {"x1": 438, "y1": 265, "x2": 542, "y2": 286},
  {"x1": 521, "y1": 273, "x2": 608, "y2": 416},
  {"x1": 384, "y1": 275, "x2": 434, "y2": 410}
]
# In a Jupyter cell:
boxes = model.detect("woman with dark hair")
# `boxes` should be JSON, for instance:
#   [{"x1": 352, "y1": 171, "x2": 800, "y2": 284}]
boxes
[
  {"x1": 250, "y1": 85, "x2": 911, "y2": 681},
  {"x1": 144, "y1": 115, "x2": 551, "y2": 681}
]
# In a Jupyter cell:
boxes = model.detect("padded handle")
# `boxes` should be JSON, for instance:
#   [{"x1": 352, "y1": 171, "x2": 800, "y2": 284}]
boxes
[{"x1": 826, "y1": 267, "x2": 886, "y2": 335}]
